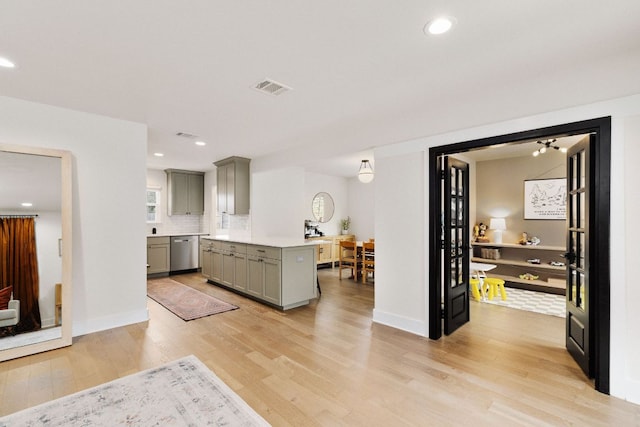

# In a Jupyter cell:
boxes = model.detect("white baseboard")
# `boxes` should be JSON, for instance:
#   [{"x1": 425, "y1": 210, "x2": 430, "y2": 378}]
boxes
[
  {"x1": 72, "y1": 308, "x2": 149, "y2": 337},
  {"x1": 372, "y1": 308, "x2": 429, "y2": 337}
]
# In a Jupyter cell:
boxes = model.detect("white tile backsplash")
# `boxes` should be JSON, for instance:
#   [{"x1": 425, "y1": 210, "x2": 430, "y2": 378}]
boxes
[
  {"x1": 147, "y1": 214, "x2": 205, "y2": 236},
  {"x1": 215, "y1": 213, "x2": 251, "y2": 238}
]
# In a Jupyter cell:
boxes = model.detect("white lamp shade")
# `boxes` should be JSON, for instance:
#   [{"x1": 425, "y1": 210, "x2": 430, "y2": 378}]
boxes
[
  {"x1": 489, "y1": 218, "x2": 506, "y2": 231},
  {"x1": 358, "y1": 160, "x2": 374, "y2": 183}
]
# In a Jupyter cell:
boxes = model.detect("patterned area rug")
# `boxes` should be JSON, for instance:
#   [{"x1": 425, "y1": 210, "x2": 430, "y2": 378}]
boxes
[
  {"x1": 147, "y1": 278, "x2": 238, "y2": 321},
  {"x1": 0, "y1": 355, "x2": 269, "y2": 426},
  {"x1": 478, "y1": 287, "x2": 566, "y2": 318}
]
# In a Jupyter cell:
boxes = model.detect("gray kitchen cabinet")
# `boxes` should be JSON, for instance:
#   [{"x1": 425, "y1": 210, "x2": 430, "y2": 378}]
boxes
[
  {"x1": 211, "y1": 244, "x2": 223, "y2": 283},
  {"x1": 246, "y1": 245, "x2": 282, "y2": 305},
  {"x1": 233, "y1": 250, "x2": 248, "y2": 292},
  {"x1": 221, "y1": 243, "x2": 249, "y2": 292},
  {"x1": 165, "y1": 169, "x2": 204, "y2": 215},
  {"x1": 200, "y1": 240, "x2": 213, "y2": 279},
  {"x1": 203, "y1": 238, "x2": 315, "y2": 310},
  {"x1": 214, "y1": 156, "x2": 250, "y2": 215},
  {"x1": 147, "y1": 236, "x2": 170, "y2": 275},
  {"x1": 263, "y1": 257, "x2": 282, "y2": 305}
]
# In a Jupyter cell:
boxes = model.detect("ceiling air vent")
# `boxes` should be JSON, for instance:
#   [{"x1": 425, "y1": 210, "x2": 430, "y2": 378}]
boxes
[
  {"x1": 253, "y1": 78, "x2": 292, "y2": 96},
  {"x1": 175, "y1": 131, "x2": 198, "y2": 138}
]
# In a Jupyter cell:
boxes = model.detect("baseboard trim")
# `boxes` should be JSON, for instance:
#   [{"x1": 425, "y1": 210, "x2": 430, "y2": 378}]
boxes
[
  {"x1": 372, "y1": 308, "x2": 428, "y2": 337},
  {"x1": 72, "y1": 308, "x2": 149, "y2": 337}
]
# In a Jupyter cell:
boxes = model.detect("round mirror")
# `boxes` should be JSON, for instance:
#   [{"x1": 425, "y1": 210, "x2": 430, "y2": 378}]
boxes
[{"x1": 311, "y1": 192, "x2": 334, "y2": 223}]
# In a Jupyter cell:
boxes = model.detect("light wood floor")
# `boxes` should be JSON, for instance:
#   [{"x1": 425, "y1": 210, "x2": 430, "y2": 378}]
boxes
[{"x1": 1, "y1": 268, "x2": 639, "y2": 425}]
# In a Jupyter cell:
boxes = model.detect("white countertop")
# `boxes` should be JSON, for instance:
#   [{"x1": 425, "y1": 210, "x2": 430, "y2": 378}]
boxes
[
  {"x1": 201, "y1": 235, "x2": 320, "y2": 248},
  {"x1": 147, "y1": 232, "x2": 210, "y2": 238}
]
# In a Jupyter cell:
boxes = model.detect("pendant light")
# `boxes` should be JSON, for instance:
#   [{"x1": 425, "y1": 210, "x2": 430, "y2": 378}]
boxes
[{"x1": 358, "y1": 159, "x2": 374, "y2": 183}]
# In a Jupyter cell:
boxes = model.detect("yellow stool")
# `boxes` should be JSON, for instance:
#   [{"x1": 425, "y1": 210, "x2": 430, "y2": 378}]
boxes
[
  {"x1": 483, "y1": 277, "x2": 507, "y2": 301},
  {"x1": 469, "y1": 278, "x2": 483, "y2": 301}
]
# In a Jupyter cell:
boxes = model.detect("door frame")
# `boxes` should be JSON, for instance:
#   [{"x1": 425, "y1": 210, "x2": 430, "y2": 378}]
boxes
[{"x1": 427, "y1": 117, "x2": 611, "y2": 394}]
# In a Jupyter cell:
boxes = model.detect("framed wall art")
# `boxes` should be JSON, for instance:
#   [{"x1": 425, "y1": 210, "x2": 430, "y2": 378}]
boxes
[{"x1": 524, "y1": 178, "x2": 566, "y2": 220}]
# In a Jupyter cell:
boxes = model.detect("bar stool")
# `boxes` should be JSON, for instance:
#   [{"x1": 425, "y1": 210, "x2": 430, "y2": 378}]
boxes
[{"x1": 483, "y1": 277, "x2": 507, "y2": 301}]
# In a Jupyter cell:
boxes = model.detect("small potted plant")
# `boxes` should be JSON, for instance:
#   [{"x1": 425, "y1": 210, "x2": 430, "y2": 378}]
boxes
[{"x1": 340, "y1": 216, "x2": 351, "y2": 235}]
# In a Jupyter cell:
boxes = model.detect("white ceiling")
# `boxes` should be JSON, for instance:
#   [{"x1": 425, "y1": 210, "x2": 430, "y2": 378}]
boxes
[
  {"x1": 0, "y1": 150, "x2": 61, "y2": 212},
  {"x1": 1, "y1": 1, "x2": 640, "y2": 177}
]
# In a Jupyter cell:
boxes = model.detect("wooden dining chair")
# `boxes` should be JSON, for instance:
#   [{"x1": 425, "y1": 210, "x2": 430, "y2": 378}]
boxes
[
  {"x1": 361, "y1": 241, "x2": 375, "y2": 283},
  {"x1": 338, "y1": 240, "x2": 358, "y2": 280}
]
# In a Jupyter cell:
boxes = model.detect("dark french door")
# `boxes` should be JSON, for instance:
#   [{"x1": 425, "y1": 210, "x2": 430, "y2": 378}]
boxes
[
  {"x1": 565, "y1": 135, "x2": 592, "y2": 376},
  {"x1": 443, "y1": 157, "x2": 470, "y2": 335},
  {"x1": 429, "y1": 117, "x2": 610, "y2": 393}
]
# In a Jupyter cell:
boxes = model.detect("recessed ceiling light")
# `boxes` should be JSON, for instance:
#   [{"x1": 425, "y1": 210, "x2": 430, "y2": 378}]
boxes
[
  {"x1": 424, "y1": 16, "x2": 456, "y2": 35},
  {"x1": 154, "y1": 152, "x2": 164, "y2": 157},
  {"x1": 0, "y1": 57, "x2": 15, "y2": 68},
  {"x1": 21, "y1": 202, "x2": 33, "y2": 207},
  {"x1": 194, "y1": 141, "x2": 206, "y2": 146}
]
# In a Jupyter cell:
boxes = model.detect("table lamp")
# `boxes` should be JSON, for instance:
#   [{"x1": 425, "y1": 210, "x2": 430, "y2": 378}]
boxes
[{"x1": 489, "y1": 218, "x2": 506, "y2": 244}]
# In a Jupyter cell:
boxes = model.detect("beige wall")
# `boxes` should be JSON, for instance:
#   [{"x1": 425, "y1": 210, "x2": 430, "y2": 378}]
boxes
[{"x1": 475, "y1": 150, "x2": 566, "y2": 247}]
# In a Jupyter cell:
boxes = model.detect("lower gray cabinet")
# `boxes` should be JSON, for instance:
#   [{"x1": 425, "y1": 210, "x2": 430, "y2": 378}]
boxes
[
  {"x1": 147, "y1": 237, "x2": 170, "y2": 275},
  {"x1": 200, "y1": 241, "x2": 213, "y2": 279},
  {"x1": 202, "y1": 238, "x2": 315, "y2": 310},
  {"x1": 234, "y1": 251, "x2": 247, "y2": 292},
  {"x1": 247, "y1": 246, "x2": 282, "y2": 305}
]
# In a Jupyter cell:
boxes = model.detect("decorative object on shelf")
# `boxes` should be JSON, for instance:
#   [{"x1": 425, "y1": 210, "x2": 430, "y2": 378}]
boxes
[
  {"x1": 550, "y1": 261, "x2": 566, "y2": 267},
  {"x1": 519, "y1": 273, "x2": 540, "y2": 280},
  {"x1": 481, "y1": 248, "x2": 501, "y2": 260},
  {"x1": 489, "y1": 218, "x2": 506, "y2": 244},
  {"x1": 531, "y1": 138, "x2": 568, "y2": 157},
  {"x1": 474, "y1": 222, "x2": 489, "y2": 242},
  {"x1": 518, "y1": 232, "x2": 529, "y2": 245},
  {"x1": 357, "y1": 159, "x2": 374, "y2": 183},
  {"x1": 524, "y1": 178, "x2": 567, "y2": 220},
  {"x1": 340, "y1": 216, "x2": 351, "y2": 235},
  {"x1": 518, "y1": 232, "x2": 541, "y2": 246},
  {"x1": 527, "y1": 258, "x2": 541, "y2": 264}
]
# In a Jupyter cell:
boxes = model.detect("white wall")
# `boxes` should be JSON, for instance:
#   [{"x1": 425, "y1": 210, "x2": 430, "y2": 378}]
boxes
[
  {"x1": 347, "y1": 177, "x2": 375, "y2": 240},
  {"x1": 373, "y1": 152, "x2": 427, "y2": 334},
  {"x1": 623, "y1": 114, "x2": 640, "y2": 403},
  {"x1": 375, "y1": 93, "x2": 640, "y2": 404},
  {"x1": 0, "y1": 95, "x2": 148, "y2": 337},
  {"x1": 251, "y1": 167, "x2": 306, "y2": 239},
  {"x1": 36, "y1": 212, "x2": 62, "y2": 327},
  {"x1": 305, "y1": 172, "x2": 348, "y2": 237}
]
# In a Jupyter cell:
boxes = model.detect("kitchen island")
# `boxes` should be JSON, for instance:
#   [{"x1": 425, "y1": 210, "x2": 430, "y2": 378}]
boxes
[{"x1": 200, "y1": 236, "x2": 318, "y2": 310}]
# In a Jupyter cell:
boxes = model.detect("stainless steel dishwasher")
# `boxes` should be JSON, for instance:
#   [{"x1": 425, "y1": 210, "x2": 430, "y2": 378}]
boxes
[{"x1": 170, "y1": 235, "x2": 199, "y2": 273}]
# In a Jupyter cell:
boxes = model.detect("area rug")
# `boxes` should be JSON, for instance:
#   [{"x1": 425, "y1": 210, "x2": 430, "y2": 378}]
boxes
[
  {"x1": 478, "y1": 287, "x2": 566, "y2": 318},
  {"x1": 0, "y1": 355, "x2": 269, "y2": 426},
  {"x1": 147, "y1": 278, "x2": 238, "y2": 321}
]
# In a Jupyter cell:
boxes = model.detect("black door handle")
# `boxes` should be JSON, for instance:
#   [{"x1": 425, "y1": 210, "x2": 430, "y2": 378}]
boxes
[{"x1": 562, "y1": 252, "x2": 576, "y2": 263}]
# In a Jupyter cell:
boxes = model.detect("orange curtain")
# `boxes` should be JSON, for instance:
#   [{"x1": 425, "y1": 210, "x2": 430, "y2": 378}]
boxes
[{"x1": 0, "y1": 217, "x2": 41, "y2": 333}]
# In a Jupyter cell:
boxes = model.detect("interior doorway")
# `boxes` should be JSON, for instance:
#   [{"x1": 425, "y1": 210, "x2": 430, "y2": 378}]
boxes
[{"x1": 427, "y1": 117, "x2": 611, "y2": 394}]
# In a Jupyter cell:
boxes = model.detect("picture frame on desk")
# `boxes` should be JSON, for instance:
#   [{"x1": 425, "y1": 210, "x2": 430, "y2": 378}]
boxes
[{"x1": 524, "y1": 178, "x2": 566, "y2": 220}]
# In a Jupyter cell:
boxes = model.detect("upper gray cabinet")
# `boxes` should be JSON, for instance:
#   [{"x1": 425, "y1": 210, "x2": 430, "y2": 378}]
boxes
[
  {"x1": 165, "y1": 169, "x2": 205, "y2": 215},
  {"x1": 214, "y1": 156, "x2": 250, "y2": 215}
]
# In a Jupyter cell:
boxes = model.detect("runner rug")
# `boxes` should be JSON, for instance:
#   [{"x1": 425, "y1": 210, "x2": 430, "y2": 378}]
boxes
[
  {"x1": 0, "y1": 355, "x2": 270, "y2": 426},
  {"x1": 147, "y1": 278, "x2": 238, "y2": 321}
]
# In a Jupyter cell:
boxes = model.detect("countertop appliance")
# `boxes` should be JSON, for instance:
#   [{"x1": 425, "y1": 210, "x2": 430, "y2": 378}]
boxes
[{"x1": 170, "y1": 235, "x2": 199, "y2": 273}]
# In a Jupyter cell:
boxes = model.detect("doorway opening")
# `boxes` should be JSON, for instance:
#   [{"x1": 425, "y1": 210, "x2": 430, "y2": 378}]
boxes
[{"x1": 428, "y1": 117, "x2": 611, "y2": 394}]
